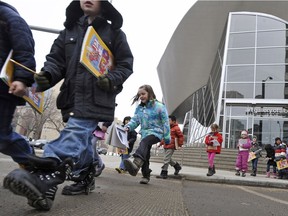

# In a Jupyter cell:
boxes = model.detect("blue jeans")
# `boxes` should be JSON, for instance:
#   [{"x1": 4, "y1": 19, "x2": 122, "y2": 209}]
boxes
[
  {"x1": 0, "y1": 100, "x2": 33, "y2": 164},
  {"x1": 43, "y1": 117, "x2": 98, "y2": 175},
  {"x1": 119, "y1": 153, "x2": 130, "y2": 170},
  {"x1": 251, "y1": 158, "x2": 258, "y2": 171}
]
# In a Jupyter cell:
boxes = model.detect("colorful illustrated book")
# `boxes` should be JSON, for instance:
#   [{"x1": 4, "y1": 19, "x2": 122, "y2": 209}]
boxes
[
  {"x1": 247, "y1": 152, "x2": 256, "y2": 162},
  {"x1": 0, "y1": 50, "x2": 45, "y2": 114},
  {"x1": 276, "y1": 159, "x2": 288, "y2": 170},
  {"x1": 80, "y1": 26, "x2": 114, "y2": 77}
]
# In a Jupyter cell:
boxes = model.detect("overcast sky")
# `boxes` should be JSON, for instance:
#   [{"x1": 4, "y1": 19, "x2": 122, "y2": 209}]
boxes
[{"x1": 5, "y1": 0, "x2": 196, "y2": 121}]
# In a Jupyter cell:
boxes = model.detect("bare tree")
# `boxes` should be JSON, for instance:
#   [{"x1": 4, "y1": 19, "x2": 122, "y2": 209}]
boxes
[{"x1": 14, "y1": 88, "x2": 63, "y2": 140}]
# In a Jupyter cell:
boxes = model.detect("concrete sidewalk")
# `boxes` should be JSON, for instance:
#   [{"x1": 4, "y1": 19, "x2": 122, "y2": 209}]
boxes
[{"x1": 102, "y1": 154, "x2": 288, "y2": 189}]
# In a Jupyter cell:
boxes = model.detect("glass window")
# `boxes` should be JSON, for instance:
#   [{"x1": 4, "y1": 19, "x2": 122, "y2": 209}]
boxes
[
  {"x1": 255, "y1": 83, "x2": 286, "y2": 99},
  {"x1": 230, "y1": 106, "x2": 248, "y2": 116},
  {"x1": 229, "y1": 32, "x2": 255, "y2": 48},
  {"x1": 256, "y1": 65, "x2": 286, "y2": 82},
  {"x1": 257, "y1": 16, "x2": 286, "y2": 31},
  {"x1": 256, "y1": 47, "x2": 286, "y2": 64},
  {"x1": 230, "y1": 14, "x2": 256, "y2": 32},
  {"x1": 227, "y1": 49, "x2": 255, "y2": 64},
  {"x1": 225, "y1": 83, "x2": 254, "y2": 98},
  {"x1": 226, "y1": 66, "x2": 254, "y2": 82},
  {"x1": 257, "y1": 30, "x2": 287, "y2": 47}
]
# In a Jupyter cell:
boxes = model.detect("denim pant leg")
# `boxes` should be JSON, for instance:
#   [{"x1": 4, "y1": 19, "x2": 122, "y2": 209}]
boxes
[
  {"x1": 119, "y1": 153, "x2": 130, "y2": 170},
  {"x1": 0, "y1": 100, "x2": 33, "y2": 164},
  {"x1": 43, "y1": 117, "x2": 98, "y2": 175}
]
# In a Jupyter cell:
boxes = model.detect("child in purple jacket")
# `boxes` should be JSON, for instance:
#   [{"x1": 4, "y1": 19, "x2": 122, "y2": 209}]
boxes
[{"x1": 235, "y1": 130, "x2": 251, "y2": 177}]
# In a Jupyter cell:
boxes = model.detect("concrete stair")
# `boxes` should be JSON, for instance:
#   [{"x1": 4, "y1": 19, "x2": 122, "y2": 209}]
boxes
[{"x1": 150, "y1": 147, "x2": 267, "y2": 175}]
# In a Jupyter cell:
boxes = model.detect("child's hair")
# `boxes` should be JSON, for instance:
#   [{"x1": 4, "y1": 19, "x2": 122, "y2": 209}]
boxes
[
  {"x1": 210, "y1": 123, "x2": 219, "y2": 131},
  {"x1": 123, "y1": 116, "x2": 131, "y2": 124},
  {"x1": 169, "y1": 115, "x2": 176, "y2": 122},
  {"x1": 131, "y1": 84, "x2": 156, "y2": 105}
]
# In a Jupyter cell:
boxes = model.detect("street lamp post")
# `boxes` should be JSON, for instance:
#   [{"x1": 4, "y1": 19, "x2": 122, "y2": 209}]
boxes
[
  {"x1": 262, "y1": 76, "x2": 273, "y2": 99},
  {"x1": 259, "y1": 76, "x2": 273, "y2": 145}
]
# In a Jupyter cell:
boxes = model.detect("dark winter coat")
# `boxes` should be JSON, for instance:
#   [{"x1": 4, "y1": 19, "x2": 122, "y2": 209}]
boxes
[
  {"x1": 0, "y1": 2, "x2": 35, "y2": 105},
  {"x1": 41, "y1": 1, "x2": 133, "y2": 122},
  {"x1": 250, "y1": 142, "x2": 262, "y2": 158}
]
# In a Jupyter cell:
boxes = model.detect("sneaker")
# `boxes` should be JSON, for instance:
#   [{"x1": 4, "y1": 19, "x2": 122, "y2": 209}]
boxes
[
  {"x1": 115, "y1": 168, "x2": 126, "y2": 174},
  {"x1": 242, "y1": 172, "x2": 246, "y2": 177},
  {"x1": 139, "y1": 177, "x2": 150, "y2": 184},
  {"x1": 94, "y1": 164, "x2": 105, "y2": 177},
  {"x1": 3, "y1": 158, "x2": 73, "y2": 211},
  {"x1": 61, "y1": 179, "x2": 95, "y2": 195}
]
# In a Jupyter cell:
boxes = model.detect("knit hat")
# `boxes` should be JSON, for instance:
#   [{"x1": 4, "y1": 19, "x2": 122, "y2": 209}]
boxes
[{"x1": 241, "y1": 130, "x2": 248, "y2": 136}]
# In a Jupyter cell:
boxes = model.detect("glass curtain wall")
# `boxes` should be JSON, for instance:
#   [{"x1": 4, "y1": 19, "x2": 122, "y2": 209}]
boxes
[
  {"x1": 185, "y1": 12, "x2": 288, "y2": 148},
  {"x1": 222, "y1": 12, "x2": 288, "y2": 148}
]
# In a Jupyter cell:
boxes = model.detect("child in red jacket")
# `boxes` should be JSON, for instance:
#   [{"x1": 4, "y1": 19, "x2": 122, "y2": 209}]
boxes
[
  {"x1": 158, "y1": 115, "x2": 184, "y2": 179},
  {"x1": 204, "y1": 123, "x2": 223, "y2": 176}
]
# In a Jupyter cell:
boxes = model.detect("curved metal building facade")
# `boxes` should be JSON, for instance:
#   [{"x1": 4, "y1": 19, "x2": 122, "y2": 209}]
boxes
[{"x1": 157, "y1": 1, "x2": 288, "y2": 148}]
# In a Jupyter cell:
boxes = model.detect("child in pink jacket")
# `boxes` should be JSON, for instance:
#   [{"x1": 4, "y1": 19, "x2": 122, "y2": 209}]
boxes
[{"x1": 235, "y1": 130, "x2": 251, "y2": 177}]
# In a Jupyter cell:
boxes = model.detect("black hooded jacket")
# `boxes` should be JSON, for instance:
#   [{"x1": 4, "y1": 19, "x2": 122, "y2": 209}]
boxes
[
  {"x1": 42, "y1": 0, "x2": 133, "y2": 122},
  {"x1": 0, "y1": 1, "x2": 35, "y2": 105}
]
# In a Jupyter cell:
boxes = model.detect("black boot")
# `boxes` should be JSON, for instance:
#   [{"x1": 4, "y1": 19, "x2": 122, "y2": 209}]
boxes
[
  {"x1": 207, "y1": 167, "x2": 214, "y2": 176},
  {"x1": 159, "y1": 170, "x2": 168, "y2": 179},
  {"x1": 62, "y1": 163, "x2": 96, "y2": 195},
  {"x1": 140, "y1": 169, "x2": 152, "y2": 184},
  {"x1": 235, "y1": 170, "x2": 240, "y2": 176},
  {"x1": 4, "y1": 156, "x2": 73, "y2": 211},
  {"x1": 212, "y1": 165, "x2": 216, "y2": 174},
  {"x1": 250, "y1": 169, "x2": 256, "y2": 176},
  {"x1": 173, "y1": 162, "x2": 182, "y2": 175},
  {"x1": 124, "y1": 157, "x2": 144, "y2": 176}
]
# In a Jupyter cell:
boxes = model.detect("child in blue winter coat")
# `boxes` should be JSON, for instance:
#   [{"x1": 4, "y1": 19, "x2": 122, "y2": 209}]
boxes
[
  {"x1": 124, "y1": 84, "x2": 170, "y2": 184},
  {"x1": 235, "y1": 130, "x2": 251, "y2": 177}
]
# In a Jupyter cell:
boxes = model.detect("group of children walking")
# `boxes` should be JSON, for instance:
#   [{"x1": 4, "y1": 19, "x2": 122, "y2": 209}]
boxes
[{"x1": 204, "y1": 123, "x2": 288, "y2": 179}]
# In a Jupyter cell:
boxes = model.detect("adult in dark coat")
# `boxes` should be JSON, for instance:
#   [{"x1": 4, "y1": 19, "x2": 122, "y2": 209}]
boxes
[
  {"x1": 4, "y1": 0, "x2": 133, "y2": 211},
  {"x1": 0, "y1": 2, "x2": 35, "y2": 166}
]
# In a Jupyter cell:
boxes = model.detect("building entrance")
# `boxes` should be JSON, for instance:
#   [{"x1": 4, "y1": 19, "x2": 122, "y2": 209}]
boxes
[{"x1": 224, "y1": 105, "x2": 288, "y2": 148}]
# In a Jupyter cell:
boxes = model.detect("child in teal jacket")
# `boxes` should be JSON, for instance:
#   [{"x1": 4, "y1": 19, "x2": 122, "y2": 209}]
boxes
[{"x1": 124, "y1": 84, "x2": 170, "y2": 184}]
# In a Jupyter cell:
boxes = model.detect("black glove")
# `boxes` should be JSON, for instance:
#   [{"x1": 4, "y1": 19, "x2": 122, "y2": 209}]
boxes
[
  {"x1": 34, "y1": 71, "x2": 51, "y2": 92},
  {"x1": 97, "y1": 75, "x2": 111, "y2": 91}
]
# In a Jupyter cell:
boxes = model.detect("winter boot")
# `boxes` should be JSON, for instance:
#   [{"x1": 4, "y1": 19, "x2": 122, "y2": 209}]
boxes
[
  {"x1": 173, "y1": 162, "x2": 182, "y2": 175},
  {"x1": 266, "y1": 171, "x2": 270, "y2": 178},
  {"x1": 207, "y1": 167, "x2": 214, "y2": 176},
  {"x1": 158, "y1": 170, "x2": 168, "y2": 179},
  {"x1": 212, "y1": 165, "x2": 216, "y2": 174},
  {"x1": 235, "y1": 169, "x2": 240, "y2": 176},
  {"x1": 94, "y1": 163, "x2": 105, "y2": 177},
  {"x1": 272, "y1": 172, "x2": 277, "y2": 179},
  {"x1": 241, "y1": 171, "x2": 246, "y2": 177},
  {"x1": 140, "y1": 169, "x2": 152, "y2": 184},
  {"x1": 250, "y1": 169, "x2": 256, "y2": 176},
  {"x1": 124, "y1": 157, "x2": 144, "y2": 176},
  {"x1": 4, "y1": 156, "x2": 73, "y2": 211},
  {"x1": 62, "y1": 163, "x2": 96, "y2": 195}
]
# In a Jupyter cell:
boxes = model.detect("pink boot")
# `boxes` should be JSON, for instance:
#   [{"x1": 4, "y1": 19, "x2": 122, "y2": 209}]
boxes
[
  {"x1": 266, "y1": 171, "x2": 270, "y2": 178},
  {"x1": 272, "y1": 172, "x2": 277, "y2": 179}
]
